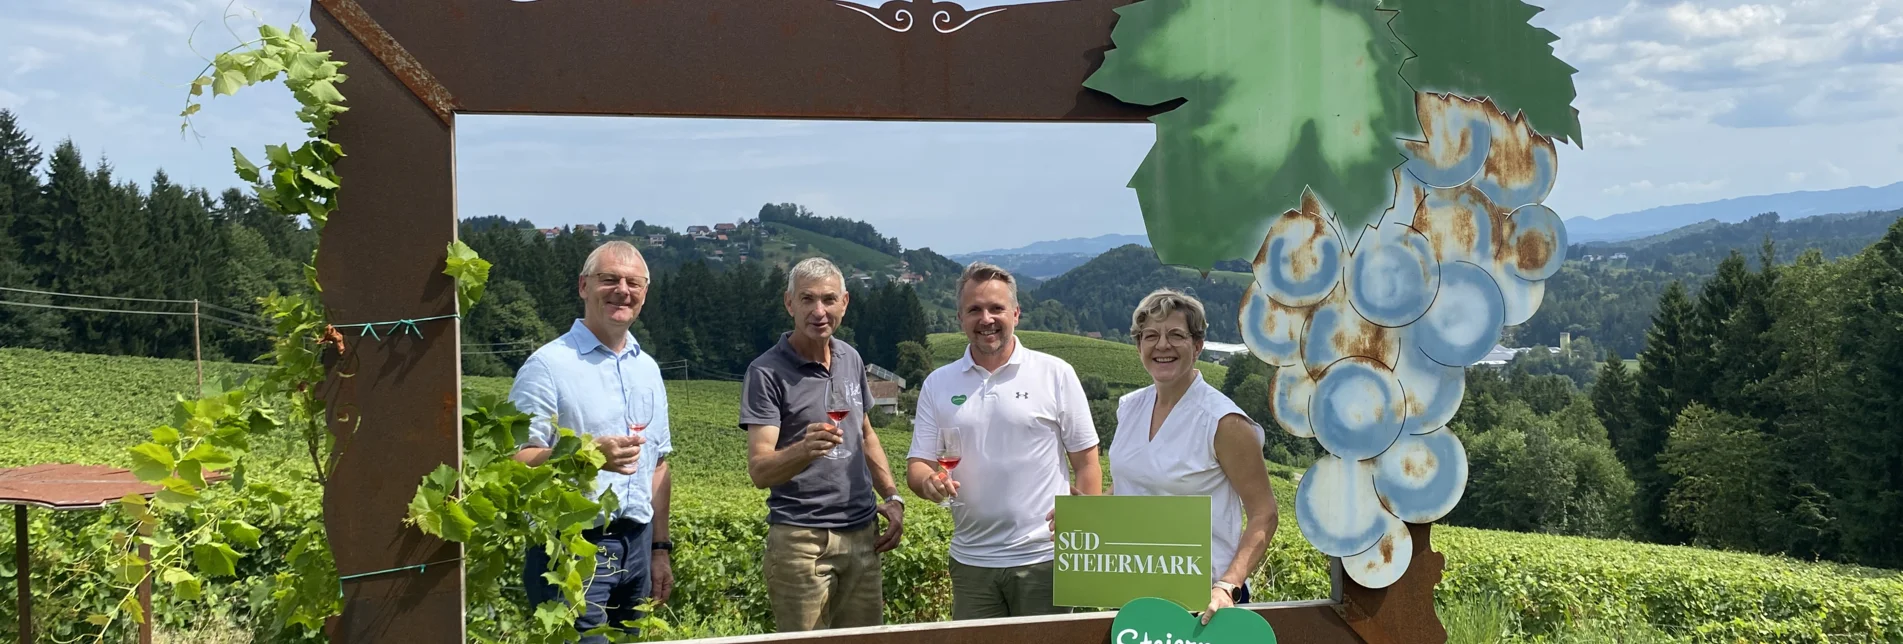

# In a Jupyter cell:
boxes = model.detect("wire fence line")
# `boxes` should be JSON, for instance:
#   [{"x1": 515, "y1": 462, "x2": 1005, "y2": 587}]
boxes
[{"x1": 1, "y1": 284, "x2": 272, "y2": 324}]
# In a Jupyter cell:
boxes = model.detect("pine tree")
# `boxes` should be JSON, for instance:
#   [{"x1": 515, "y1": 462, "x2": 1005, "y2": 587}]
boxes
[
  {"x1": 19, "y1": 140, "x2": 88, "y2": 286},
  {"x1": 1832, "y1": 218, "x2": 1903, "y2": 568},
  {"x1": 1762, "y1": 249, "x2": 1847, "y2": 559},
  {"x1": 1632, "y1": 281, "x2": 1694, "y2": 543},
  {"x1": 1592, "y1": 353, "x2": 1639, "y2": 466},
  {"x1": 1710, "y1": 240, "x2": 1782, "y2": 421},
  {"x1": 0, "y1": 109, "x2": 43, "y2": 241},
  {"x1": 1680, "y1": 252, "x2": 1751, "y2": 406}
]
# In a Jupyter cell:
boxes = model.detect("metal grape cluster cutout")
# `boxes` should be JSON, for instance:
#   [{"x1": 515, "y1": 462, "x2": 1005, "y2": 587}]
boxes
[
  {"x1": 1247, "y1": 94, "x2": 1567, "y2": 588},
  {"x1": 1086, "y1": 0, "x2": 1583, "y2": 589}
]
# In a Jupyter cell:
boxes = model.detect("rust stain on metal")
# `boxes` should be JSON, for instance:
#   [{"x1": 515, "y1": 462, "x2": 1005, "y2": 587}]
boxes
[
  {"x1": 0, "y1": 464, "x2": 222, "y2": 509},
  {"x1": 1330, "y1": 318, "x2": 1397, "y2": 371},
  {"x1": 1479, "y1": 103, "x2": 1547, "y2": 189},
  {"x1": 314, "y1": 0, "x2": 459, "y2": 126},
  {"x1": 1515, "y1": 228, "x2": 1553, "y2": 274}
]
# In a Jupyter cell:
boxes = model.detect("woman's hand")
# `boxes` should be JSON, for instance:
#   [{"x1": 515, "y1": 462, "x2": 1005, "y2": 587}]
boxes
[{"x1": 1202, "y1": 586, "x2": 1235, "y2": 624}]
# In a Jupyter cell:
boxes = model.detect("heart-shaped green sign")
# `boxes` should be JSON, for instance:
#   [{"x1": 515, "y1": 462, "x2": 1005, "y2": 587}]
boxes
[{"x1": 1110, "y1": 597, "x2": 1276, "y2": 644}]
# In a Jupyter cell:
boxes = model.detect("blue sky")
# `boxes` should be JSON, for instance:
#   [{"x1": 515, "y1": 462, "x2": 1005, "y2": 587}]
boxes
[{"x1": 3, "y1": 0, "x2": 1900, "y2": 255}]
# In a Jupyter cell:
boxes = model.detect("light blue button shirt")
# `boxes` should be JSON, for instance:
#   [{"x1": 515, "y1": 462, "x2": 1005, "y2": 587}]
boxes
[{"x1": 509, "y1": 319, "x2": 672, "y2": 524}]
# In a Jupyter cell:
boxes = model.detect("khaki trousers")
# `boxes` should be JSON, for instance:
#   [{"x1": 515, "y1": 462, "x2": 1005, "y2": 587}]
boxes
[
  {"x1": 763, "y1": 522, "x2": 884, "y2": 631},
  {"x1": 949, "y1": 559, "x2": 1068, "y2": 620}
]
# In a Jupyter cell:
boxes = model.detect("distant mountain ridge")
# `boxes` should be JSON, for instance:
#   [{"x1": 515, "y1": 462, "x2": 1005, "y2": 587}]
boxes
[
  {"x1": 1566, "y1": 181, "x2": 1903, "y2": 244},
  {"x1": 954, "y1": 233, "x2": 1150, "y2": 257}
]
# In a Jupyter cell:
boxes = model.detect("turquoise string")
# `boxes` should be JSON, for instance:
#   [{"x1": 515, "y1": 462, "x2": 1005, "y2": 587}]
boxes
[
  {"x1": 337, "y1": 557, "x2": 464, "y2": 594},
  {"x1": 330, "y1": 313, "x2": 458, "y2": 341}
]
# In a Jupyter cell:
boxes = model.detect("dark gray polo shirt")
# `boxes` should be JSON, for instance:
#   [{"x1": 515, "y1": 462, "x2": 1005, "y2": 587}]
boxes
[{"x1": 740, "y1": 332, "x2": 876, "y2": 530}]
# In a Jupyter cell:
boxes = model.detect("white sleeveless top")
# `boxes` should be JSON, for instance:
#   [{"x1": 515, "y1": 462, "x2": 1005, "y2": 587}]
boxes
[{"x1": 1108, "y1": 372, "x2": 1265, "y2": 586}]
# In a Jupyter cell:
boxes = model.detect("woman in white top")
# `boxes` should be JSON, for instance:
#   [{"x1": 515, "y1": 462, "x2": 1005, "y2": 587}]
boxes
[{"x1": 1109, "y1": 289, "x2": 1278, "y2": 621}]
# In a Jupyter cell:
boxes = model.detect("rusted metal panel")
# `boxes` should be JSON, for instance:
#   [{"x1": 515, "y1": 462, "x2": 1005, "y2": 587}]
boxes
[
  {"x1": 0, "y1": 464, "x2": 158, "y2": 510},
  {"x1": 314, "y1": 0, "x2": 460, "y2": 126},
  {"x1": 351, "y1": 0, "x2": 1162, "y2": 122},
  {"x1": 1339, "y1": 523, "x2": 1448, "y2": 644},
  {"x1": 312, "y1": 4, "x2": 465, "y2": 642}
]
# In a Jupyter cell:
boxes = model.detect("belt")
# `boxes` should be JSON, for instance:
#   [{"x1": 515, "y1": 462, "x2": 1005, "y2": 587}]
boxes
[{"x1": 583, "y1": 517, "x2": 647, "y2": 540}]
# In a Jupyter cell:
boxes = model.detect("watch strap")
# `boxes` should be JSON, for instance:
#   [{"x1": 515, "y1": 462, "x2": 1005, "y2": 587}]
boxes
[{"x1": 651, "y1": 540, "x2": 674, "y2": 552}]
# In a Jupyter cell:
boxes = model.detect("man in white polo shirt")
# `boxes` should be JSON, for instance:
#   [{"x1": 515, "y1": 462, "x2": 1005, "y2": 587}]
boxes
[{"x1": 906, "y1": 262, "x2": 1103, "y2": 619}]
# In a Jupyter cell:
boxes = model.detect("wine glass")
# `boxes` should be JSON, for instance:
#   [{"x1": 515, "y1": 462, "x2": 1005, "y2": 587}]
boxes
[
  {"x1": 936, "y1": 425, "x2": 964, "y2": 508},
  {"x1": 822, "y1": 378, "x2": 853, "y2": 460},
  {"x1": 628, "y1": 388, "x2": 654, "y2": 435}
]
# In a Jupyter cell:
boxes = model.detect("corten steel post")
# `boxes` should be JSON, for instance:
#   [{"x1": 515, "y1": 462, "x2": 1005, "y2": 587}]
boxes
[
  {"x1": 308, "y1": 0, "x2": 1447, "y2": 642},
  {"x1": 14, "y1": 505, "x2": 26, "y2": 644}
]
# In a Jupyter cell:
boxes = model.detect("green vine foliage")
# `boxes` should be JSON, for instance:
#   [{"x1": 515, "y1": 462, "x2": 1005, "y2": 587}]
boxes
[
  {"x1": 408, "y1": 394, "x2": 670, "y2": 642},
  {"x1": 89, "y1": 21, "x2": 620, "y2": 641}
]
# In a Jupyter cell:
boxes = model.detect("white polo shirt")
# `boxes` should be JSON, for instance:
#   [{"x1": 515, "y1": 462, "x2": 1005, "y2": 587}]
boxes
[{"x1": 908, "y1": 337, "x2": 1099, "y2": 568}]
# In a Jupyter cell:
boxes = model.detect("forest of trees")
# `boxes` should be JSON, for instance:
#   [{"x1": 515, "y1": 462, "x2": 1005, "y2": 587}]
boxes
[
  {"x1": 757, "y1": 202, "x2": 902, "y2": 256},
  {"x1": 1033, "y1": 244, "x2": 1247, "y2": 343},
  {"x1": 0, "y1": 110, "x2": 308, "y2": 363}
]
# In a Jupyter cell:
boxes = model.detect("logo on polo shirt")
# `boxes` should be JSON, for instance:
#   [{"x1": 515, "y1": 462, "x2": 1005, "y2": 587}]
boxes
[
  {"x1": 1015, "y1": 392, "x2": 1029, "y2": 399},
  {"x1": 951, "y1": 395, "x2": 967, "y2": 406}
]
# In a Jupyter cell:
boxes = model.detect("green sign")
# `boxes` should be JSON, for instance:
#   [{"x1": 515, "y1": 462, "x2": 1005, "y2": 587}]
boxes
[
  {"x1": 1053, "y1": 495, "x2": 1211, "y2": 610},
  {"x1": 1110, "y1": 597, "x2": 1277, "y2": 644}
]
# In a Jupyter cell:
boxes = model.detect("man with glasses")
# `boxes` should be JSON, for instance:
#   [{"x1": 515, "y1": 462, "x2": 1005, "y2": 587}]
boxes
[
  {"x1": 741, "y1": 256, "x2": 906, "y2": 631},
  {"x1": 510, "y1": 240, "x2": 675, "y2": 642}
]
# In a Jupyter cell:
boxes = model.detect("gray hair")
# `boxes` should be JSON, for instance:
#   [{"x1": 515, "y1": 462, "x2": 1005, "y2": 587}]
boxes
[
  {"x1": 581, "y1": 240, "x2": 644, "y2": 276},
  {"x1": 956, "y1": 262, "x2": 1019, "y2": 308},
  {"x1": 785, "y1": 256, "x2": 845, "y2": 296},
  {"x1": 1131, "y1": 288, "x2": 1207, "y2": 342}
]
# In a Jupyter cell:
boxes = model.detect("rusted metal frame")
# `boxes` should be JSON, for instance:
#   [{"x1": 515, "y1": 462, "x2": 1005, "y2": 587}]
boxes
[
  {"x1": 311, "y1": 2, "x2": 466, "y2": 641},
  {"x1": 311, "y1": 0, "x2": 458, "y2": 126},
  {"x1": 320, "y1": 0, "x2": 1453, "y2": 641},
  {"x1": 138, "y1": 542, "x2": 153, "y2": 644},
  {"x1": 14, "y1": 504, "x2": 26, "y2": 644}
]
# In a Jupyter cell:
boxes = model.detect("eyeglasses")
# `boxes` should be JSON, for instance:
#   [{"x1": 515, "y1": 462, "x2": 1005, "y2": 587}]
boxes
[
  {"x1": 1137, "y1": 329, "x2": 1195, "y2": 348},
  {"x1": 591, "y1": 273, "x2": 649, "y2": 290}
]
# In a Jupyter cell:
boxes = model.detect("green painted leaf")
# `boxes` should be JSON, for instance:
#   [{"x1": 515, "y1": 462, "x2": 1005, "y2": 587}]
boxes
[
  {"x1": 1083, "y1": 0, "x2": 1417, "y2": 269},
  {"x1": 1110, "y1": 597, "x2": 1277, "y2": 644},
  {"x1": 213, "y1": 69, "x2": 246, "y2": 97},
  {"x1": 191, "y1": 542, "x2": 241, "y2": 578},
  {"x1": 128, "y1": 443, "x2": 174, "y2": 482},
  {"x1": 220, "y1": 520, "x2": 263, "y2": 549},
  {"x1": 1381, "y1": 0, "x2": 1582, "y2": 146}
]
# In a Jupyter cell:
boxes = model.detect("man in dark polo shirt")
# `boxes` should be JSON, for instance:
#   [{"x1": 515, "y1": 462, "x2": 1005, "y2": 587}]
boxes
[{"x1": 741, "y1": 257, "x2": 906, "y2": 632}]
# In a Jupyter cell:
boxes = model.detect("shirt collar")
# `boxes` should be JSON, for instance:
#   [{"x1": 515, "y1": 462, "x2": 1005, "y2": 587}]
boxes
[
  {"x1": 959, "y1": 334, "x2": 1026, "y2": 374},
  {"x1": 566, "y1": 319, "x2": 639, "y2": 357},
  {"x1": 774, "y1": 331, "x2": 843, "y2": 368}
]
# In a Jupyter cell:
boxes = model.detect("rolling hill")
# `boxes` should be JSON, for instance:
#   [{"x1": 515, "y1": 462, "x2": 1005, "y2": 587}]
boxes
[{"x1": 1565, "y1": 180, "x2": 1903, "y2": 244}]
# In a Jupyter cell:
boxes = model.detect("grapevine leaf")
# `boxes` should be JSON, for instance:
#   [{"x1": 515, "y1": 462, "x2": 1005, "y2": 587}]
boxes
[
  {"x1": 220, "y1": 520, "x2": 263, "y2": 549},
  {"x1": 176, "y1": 576, "x2": 204, "y2": 601},
  {"x1": 128, "y1": 443, "x2": 175, "y2": 482},
  {"x1": 265, "y1": 143, "x2": 294, "y2": 167},
  {"x1": 176, "y1": 459, "x2": 208, "y2": 489},
  {"x1": 152, "y1": 425, "x2": 181, "y2": 447},
  {"x1": 118, "y1": 494, "x2": 148, "y2": 522},
  {"x1": 1082, "y1": 0, "x2": 1417, "y2": 268},
  {"x1": 120, "y1": 593, "x2": 146, "y2": 625},
  {"x1": 213, "y1": 69, "x2": 246, "y2": 96},
  {"x1": 424, "y1": 464, "x2": 459, "y2": 492},
  {"x1": 306, "y1": 79, "x2": 345, "y2": 105},
  {"x1": 116, "y1": 553, "x2": 147, "y2": 585},
  {"x1": 464, "y1": 492, "x2": 499, "y2": 524},
  {"x1": 191, "y1": 542, "x2": 241, "y2": 578},
  {"x1": 408, "y1": 486, "x2": 445, "y2": 537},
  {"x1": 299, "y1": 167, "x2": 338, "y2": 189},
  {"x1": 184, "y1": 443, "x2": 236, "y2": 471},
  {"x1": 86, "y1": 614, "x2": 112, "y2": 627},
  {"x1": 154, "y1": 476, "x2": 200, "y2": 508},
  {"x1": 444, "y1": 240, "x2": 493, "y2": 315},
  {"x1": 439, "y1": 501, "x2": 477, "y2": 542},
  {"x1": 180, "y1": 103, "x2": 202, "y2": 117},
  {"x1": 1380, "y1": 0, "x2": 1583, "y2": 146}
]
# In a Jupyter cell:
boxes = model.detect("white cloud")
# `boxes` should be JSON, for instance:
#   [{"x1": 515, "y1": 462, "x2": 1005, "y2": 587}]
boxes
[
  {"x1": 9, "y1": 47, "x2": 54, "y2": 76},
  {"x1": 1603, "y1": 180, "x2": 1656, "y2": 196},
  {"x1": 1788, "y1": 171, "x2": 1808, "y2": 182},
  {"x1": 1663, "y1": 178, "x2": 1729, "y2": 192},
  {"x1": 1599, "y1": 131, "x2": 1649, "y2": 148}
]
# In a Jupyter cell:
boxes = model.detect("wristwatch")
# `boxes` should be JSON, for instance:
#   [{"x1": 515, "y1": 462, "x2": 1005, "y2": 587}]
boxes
[
  {"x1": 1213, "y1": 580, "x2": 1240, "y2": 600},
  {"x1": 885, "y1": 494, "x2": 906, "y2": 507},
  {"x1": 652, "y1": 540, "x2": 674, "y2": 552}
]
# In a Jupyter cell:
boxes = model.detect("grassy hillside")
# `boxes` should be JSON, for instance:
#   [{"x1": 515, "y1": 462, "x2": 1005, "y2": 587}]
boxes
[
  {"x1": 926, "y1": 330, "x2": 1228, "y2": 393},
  {"x1": 5, "y1": 347, "x2": 1900, "y2": 642},
  {"x1": 760, "y1": 222, "x2": 900, "y2": 273}
]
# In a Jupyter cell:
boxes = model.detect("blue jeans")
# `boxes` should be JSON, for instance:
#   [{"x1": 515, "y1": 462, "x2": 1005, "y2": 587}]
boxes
[{"x1": 524, "y1": 519, "x2": 653, "y2": 643}]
